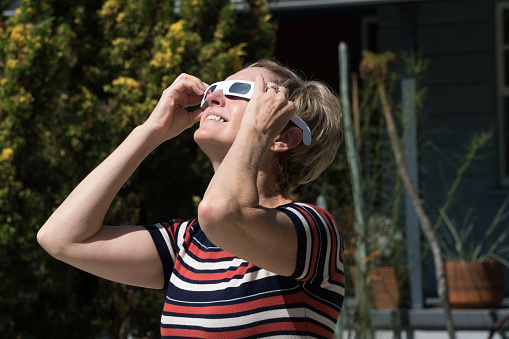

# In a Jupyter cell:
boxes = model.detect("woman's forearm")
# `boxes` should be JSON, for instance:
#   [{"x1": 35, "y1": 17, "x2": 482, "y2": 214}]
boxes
[
  {"x1": 38, "y1": 124, "x2": 164, "y2": 250},
  {"x1": 199, "y1": 75, "x2": 294, "y2": 223},
  {"x1": 198, "y1": 126, "x2": 268, "y2": 230},
  {"x1": 38, "y1": 73, "x2": 206, "y2": 254}
]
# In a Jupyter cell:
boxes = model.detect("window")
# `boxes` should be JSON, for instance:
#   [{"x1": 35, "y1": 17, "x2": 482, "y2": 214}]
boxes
[
  {"x1": 496, "y1": 2, "x2": 509, "y2": 185},
  {"x1": 361, "y1": 15, "x2": 378, "y2": 53}
]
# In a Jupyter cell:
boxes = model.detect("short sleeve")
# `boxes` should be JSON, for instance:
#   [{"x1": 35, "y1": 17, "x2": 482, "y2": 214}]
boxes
[
  {"x1": 143, "y1": 218, "x2": 189, "y2": 290},
  {"x1": 277, "y1": 202, "x2": 345, "y2": 287}
]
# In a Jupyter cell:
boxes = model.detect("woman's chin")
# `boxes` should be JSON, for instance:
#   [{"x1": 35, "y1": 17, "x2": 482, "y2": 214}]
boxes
[
  {"x1": 194, "y1": 129, "x2": 231, "y2": 161},
  {"x1": 195, "y1": 129, "x2": 220, "y2": 150},
  {"x1": 193, "y1": 127, "x2": 215, "y2": 146}
]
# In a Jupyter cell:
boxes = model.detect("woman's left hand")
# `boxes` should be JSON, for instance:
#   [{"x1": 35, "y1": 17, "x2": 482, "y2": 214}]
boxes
[{"x1": 240, "y1": 74, "x2": 296, "y2": 145}]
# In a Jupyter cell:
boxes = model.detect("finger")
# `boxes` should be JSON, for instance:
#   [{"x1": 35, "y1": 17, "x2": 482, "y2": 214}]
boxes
[
  {"x1": 254, "y1": 74, "x2": 266, "y2": 94},
  {"x1": 170, "y1": 75, "x2": 209, "y2": 107},
  {"x1": 277, "y1": 85, "x2": 288, "y2": 98},
  {"x1": 191, "y1": 82, "x2": 205, "y2": 96},
  {"x1": 191, "y1": 107, "x2": 204, "y2": 123},
  {"x1": 201, "y1": 81, "x2": 209, "y2": 93},
  {"x1": 265, "y1": 83, "x2": 279, "y2": 93},
  {"x1": 172, "y1": 74, "x2": 207, "y2": 94}
]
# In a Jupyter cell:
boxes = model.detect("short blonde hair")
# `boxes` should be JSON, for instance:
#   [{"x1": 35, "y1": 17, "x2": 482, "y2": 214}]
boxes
[{"x1": 247, "y1": 60, "x2": 343, "y2": 195}]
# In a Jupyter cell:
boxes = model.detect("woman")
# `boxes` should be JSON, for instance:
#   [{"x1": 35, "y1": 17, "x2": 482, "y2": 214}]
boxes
[{"x1": 38, "y1": 60, "x2": 345, "y2": 338}]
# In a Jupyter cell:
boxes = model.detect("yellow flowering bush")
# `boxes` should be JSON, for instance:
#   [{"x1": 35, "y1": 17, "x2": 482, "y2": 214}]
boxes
[
  {"x1": 0, "y1": 0, "x2": 276, "y2": 337},
  {"x1": 1, "y1": 148, "x2": 14, "y2": 161}
]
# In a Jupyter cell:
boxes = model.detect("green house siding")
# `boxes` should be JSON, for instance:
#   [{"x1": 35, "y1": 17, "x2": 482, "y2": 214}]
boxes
[{"x1": 378, "y1": 0, "x2": 507, "y2": 297}]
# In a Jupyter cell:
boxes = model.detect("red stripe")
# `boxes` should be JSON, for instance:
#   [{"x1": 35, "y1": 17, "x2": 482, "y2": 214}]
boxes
[
  {"x1": 303, "y1": 292, "x2": 340, "y2": 320},
  {"x1": 319, "y1": 209, "x2": 339, "y2": 282},
  {"x1": 163, "y1": 292, "x2": 303, "y2": 315},
  {"x1": 161, "y1": 321, "x2": 309, "y2": 338},
  {"x1": 307, "y1": 321, "x2": 335, "y2": 338},
  {"x1": 302, "y1": 204, "x2": 345, "y2": 285},
  {"x1": 319, "y1": 208, "x2": 345, "y2": 284},
  {"x1": 162, "y1": 220, "x2": 181, "y2": 244},
  {"x1": 186, "y1": 241, "x2": 236, "y2": 260},
  {"x1": 174, "y1": 260, "x2": 253, "y2": 281}
]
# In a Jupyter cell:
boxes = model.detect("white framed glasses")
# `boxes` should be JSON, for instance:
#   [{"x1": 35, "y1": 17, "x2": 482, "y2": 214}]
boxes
[{"x1": 201, "y1": 80, "x2": 312, "y2": 146}]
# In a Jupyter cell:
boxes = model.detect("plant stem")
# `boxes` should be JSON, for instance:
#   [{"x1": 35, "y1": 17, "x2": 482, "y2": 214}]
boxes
[
  {"x1": 339, "y1": 42, "x2": 372, "y2": 338},
  {"x1": 376, "y1": 81, "x2": 456, "y2": 339},
  {"x1": 434, "y1": 131, "x2": 492, "y2": 233}
]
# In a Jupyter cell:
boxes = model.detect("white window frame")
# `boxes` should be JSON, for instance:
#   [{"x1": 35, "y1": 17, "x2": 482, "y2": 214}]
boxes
[{"x1": 496, "y1": 2, "x2": 509, "y2": 186}]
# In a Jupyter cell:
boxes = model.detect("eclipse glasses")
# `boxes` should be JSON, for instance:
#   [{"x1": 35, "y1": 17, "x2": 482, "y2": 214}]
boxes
[{"x1": 200, "y1": 80, "x2": 312, "y2": 146}]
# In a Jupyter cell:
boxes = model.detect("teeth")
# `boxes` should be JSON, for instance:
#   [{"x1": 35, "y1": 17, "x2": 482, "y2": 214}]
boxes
[{"x1": 206, "y1": 114, "x2": 225, "y2": 122}]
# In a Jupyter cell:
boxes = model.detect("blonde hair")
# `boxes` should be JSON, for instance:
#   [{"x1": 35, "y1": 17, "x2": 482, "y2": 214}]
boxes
[{"x1": 247, "y1": 60, "x2": 343, "y2": 195}]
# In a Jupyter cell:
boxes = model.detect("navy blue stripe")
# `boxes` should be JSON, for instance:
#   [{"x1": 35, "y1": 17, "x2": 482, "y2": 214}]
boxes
[
  {"x1": 161, "y1": 317, "x2": 312, "y2": 331},
  {"x1": 176, "y1": 254, "x2": 253, "y2": 276},
  {"x1": 276, "y1": 203, "x2": 308, "y2": 280},
  {"x1": 144, "y1": 224, "x2": 174, "y2": 290},
  {"x1": 166, "y1": 276, "x2": 300, "y2": 304}
]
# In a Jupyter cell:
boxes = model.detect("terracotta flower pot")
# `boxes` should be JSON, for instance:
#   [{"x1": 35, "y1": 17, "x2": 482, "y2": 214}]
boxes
[
  {"x1": 445, "y1": 260, "x2": 505, "y2": 308},
  {"x1": 351, "y1": 266, "x2": 400, "y2": 309},
  {"x1": 370, "y1": 266, "x2": 400, "y2": 309}
]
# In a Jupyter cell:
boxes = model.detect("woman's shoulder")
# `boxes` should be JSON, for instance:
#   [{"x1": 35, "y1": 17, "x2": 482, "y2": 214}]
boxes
[
  {"x1": 278, "y1": 201, "x2": 328, "y2": 213},
  {"x1": 277, "y1": 201, "x2": 339, "y2": 226}
]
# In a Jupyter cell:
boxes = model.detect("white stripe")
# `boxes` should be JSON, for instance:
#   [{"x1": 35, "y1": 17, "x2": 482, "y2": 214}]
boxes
[
  {"x1": 193, "y1": 235, "x2": 218, "y2": 251},
  {"x1": 318, "y1": 279, "x2": 346, "y2": 299},
  {"x1": 336, "y1": 260, "x2": 344, "y2": 275},
  {"x1": 294, "y1": 204, "x2": 345, "y2": 287},
  {"x1": 176, "y1": 219, "x2": 189, "y2": 247},
  {"x1": 306, "y1": 308, "x2": 337, "y2": 332},
  {"x1": 170, "y1": 267, "x2": 275, "y2": 292},
  {"x1": 161, "y1": 306, "x2": 305, "y2": 328},
  {"x1": 327, "y1": 214, "x2": 345, "y2": 279},
  {"x1": 308, "y1": 208, "x2": 333, "y2": 288},
  {"x1": 155, "y1": 223, "x2": 176, "y2": 262},
  {"x1": 179, "y1": 250, "x2": 247, "y2": 271}
]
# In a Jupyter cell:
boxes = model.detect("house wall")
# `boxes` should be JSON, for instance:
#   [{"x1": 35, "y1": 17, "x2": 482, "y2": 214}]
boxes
[{"x1": 378, "y1": 0, "x2": 508, "y2": 297}]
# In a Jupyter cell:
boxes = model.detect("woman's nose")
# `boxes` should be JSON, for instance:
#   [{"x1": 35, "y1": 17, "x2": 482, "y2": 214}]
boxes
[{"x1": 206, "y1": 89, "x2": 225, "y2": 107}]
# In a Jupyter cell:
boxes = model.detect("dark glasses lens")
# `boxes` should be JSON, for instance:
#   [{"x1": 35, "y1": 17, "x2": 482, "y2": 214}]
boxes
[
  {"x1": 208, "y1": 84, "x2": 217, "y2": 94},
  {"x1": 229, "y1": 82, "x2": 251, "y2": 95}
]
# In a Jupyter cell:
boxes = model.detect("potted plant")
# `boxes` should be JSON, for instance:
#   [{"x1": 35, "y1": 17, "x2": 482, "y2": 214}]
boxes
[
  {"x1": 349, "y1": 213, "x2": 404, "y2": 310},
  {"x1": 439, "y1": 196, "x2": 509, "y2": 308}
]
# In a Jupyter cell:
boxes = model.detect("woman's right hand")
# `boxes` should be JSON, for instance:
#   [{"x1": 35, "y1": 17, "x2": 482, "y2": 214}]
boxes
[
  {"x1": 143, "y1": 73, "x2": 208, "y2": 141},
  {"x1": 37, "y1": 73, "x2": 209, "y2": 290}
]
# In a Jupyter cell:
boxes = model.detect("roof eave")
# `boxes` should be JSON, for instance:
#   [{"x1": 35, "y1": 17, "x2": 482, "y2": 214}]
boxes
[{"x1": 268, "y1": 0, "x2": 432, "y2": 11}]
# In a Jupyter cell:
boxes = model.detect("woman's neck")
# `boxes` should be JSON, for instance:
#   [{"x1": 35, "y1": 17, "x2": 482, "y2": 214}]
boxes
[{"x1": 210, "y1": 152, "x2": 290, "y2": 208}]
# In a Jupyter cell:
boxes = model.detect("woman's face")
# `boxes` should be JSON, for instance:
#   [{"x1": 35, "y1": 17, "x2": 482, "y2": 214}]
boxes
[{"x1": 194, "y1": 67, "x2": 276, "y2": 160}]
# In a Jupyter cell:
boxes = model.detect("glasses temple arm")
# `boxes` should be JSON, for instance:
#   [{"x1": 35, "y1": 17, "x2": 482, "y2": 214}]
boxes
[{"x1": 290, "y1": 115, "x2": 312, "y2": 146}]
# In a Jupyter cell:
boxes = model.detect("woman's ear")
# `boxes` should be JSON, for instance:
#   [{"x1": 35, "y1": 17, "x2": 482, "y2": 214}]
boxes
[{"x1": 270, "y1": 126, "x2": 303, "y2": 152}]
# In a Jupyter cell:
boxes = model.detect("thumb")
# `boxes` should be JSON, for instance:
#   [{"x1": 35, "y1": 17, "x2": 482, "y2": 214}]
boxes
[{"x1": 190, "y1": 107, "x2": 204, "y2": 125}]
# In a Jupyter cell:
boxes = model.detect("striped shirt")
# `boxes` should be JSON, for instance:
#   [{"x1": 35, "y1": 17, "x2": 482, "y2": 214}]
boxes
[{"x1": 144, "y1": 202, "x2": 345, "y2": 338}]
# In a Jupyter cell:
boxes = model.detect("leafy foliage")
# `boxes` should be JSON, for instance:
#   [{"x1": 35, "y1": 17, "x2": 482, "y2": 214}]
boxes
[
  {"x1": 0, "y1": 0, "x2": 276, "y2": 337},
  {"x1": 439, "y1": 196, "x2": 509, "y2": 266},
  {"x1": 437, "y1": 131, "x2": 509, "y2": 266}
]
